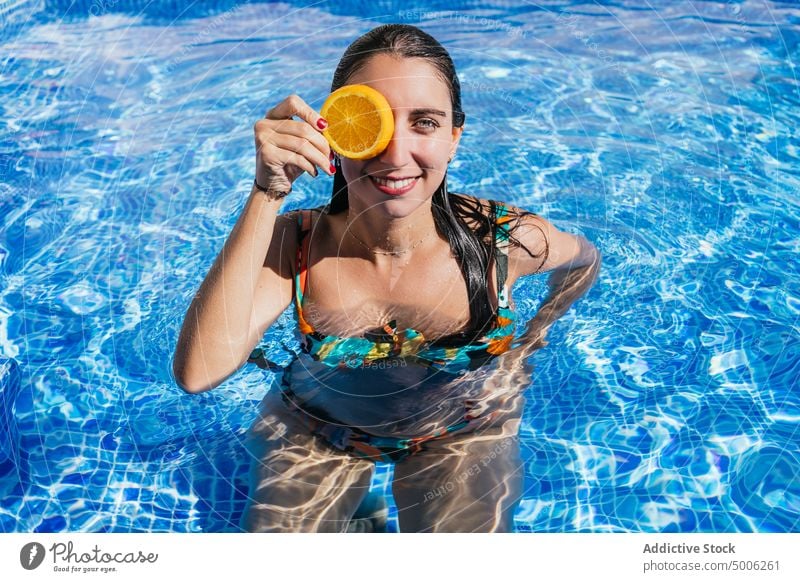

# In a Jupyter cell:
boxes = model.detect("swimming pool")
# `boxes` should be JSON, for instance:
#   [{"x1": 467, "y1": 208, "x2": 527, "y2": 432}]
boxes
[{"x1": 1, "y1": 0, "x2": 798, "y2": 533}]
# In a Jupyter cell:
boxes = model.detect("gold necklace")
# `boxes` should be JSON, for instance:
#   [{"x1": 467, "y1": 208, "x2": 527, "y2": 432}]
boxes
[{"x1": 345, "y1": 222, "x2": 434, "y2": 256}]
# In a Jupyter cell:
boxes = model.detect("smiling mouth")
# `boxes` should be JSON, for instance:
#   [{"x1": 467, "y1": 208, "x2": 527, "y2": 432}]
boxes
[{"x1": 369, "y1": 176, "x2": 421, "y2": 189}]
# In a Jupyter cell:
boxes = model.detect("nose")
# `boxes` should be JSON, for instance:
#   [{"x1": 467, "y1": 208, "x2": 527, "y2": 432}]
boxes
[{"x1": 376, "y1": 121, "x2": 413, "y2": 167}]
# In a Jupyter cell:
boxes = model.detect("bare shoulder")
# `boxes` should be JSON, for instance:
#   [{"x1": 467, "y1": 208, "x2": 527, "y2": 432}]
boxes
[
  {"x1": 495, "y1": 201, "x2": 599, "y2": 278},
  {"x1": 278, "y1": 207, "x2": 301, "y2": 226},
  {"x1": 447, "y1": 194, "x2": 598, "y2": 279},
  {"x1": 274, "y1": 207, "x2": 303, "y2": 242},
  {"x1": 262, "y1": 208, "x2": 303, "y2": 277},
  {"x1": 275, "y1": 205, "x2": 326, "y2": 234},
  {"x1": 270, "y1": 205, "x2": 331, "y2": 264},
  {"x1": 494, "y1": 202, "x2": 547, "y2": 275}
]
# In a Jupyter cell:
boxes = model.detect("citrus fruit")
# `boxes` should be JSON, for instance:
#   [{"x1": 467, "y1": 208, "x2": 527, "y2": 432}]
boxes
[{"x1": 320, "y1": 84, "x2": 394, "y2": 160}]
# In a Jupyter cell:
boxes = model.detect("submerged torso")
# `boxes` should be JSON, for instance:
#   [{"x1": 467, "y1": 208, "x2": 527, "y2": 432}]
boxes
[
  {"x1": 254, "y1": 197, "x2": 524, "y2": 438},
  {"x1": 280, "y1": 353, "x2": 505, "y2": 438}
]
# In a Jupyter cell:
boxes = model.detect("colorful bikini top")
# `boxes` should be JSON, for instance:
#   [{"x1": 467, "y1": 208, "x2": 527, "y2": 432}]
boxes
[{"x1": 293, "y1": 201, "x2": 519, "y2": 374}]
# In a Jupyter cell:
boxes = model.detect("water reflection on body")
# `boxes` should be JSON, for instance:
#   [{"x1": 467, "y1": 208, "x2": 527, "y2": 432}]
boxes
[
  {"x1": 241, "y1": 351, "x2": 533, "y2": 533},
  {"x1": 239, "y1": 245, "x2": 599, "y2": 533}
]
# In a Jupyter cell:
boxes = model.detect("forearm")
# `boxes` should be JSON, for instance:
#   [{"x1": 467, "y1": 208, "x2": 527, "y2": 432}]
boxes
[
  {"x1": 507, "y1": 243, "x2": 601, "y2": 362},
  {"x1": 536, "y1": 244, "x2": 601, "y2": 328},
  {"x1": 173, "y1": 186, "x2": 284, "y2": 392}
]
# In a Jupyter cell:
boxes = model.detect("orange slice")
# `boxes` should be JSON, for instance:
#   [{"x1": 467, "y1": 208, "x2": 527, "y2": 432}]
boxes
[{"x1": 320, "y1": 84, "x2": 394, "y2": 160}]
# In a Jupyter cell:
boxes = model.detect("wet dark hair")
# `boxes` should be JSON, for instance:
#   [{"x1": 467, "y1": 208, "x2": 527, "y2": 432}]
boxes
[{"x1": 323, "y1": 23, "x2": 546, "y2": 341}]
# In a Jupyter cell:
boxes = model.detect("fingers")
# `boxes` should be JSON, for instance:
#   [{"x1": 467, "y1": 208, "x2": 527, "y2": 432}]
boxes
[
  {"x1": 264, "y1": 94, "x2": 330, "y2": 152},
  {"x1": 259, "y1": 137, "x2": 319, "y2": 178},
  {"x1": 257, "y1": 94, "x2": 333, "y2": 178},
  {"x1": 265, "y1": 94, "x2": 319, "y2": 125},
  {"x1": 268, "y1": 119, "x2": 331, "y2": 169}
]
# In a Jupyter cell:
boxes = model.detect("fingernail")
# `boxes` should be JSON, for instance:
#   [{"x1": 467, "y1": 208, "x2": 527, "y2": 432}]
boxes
[
  {"x1": 317, "y1": 118, "x2": 328, "y2": 130},
  {"x1": 330, "y1": 164, "x2": 336, "y2": 174},
  {"x1": 329, "y1": 151, "x2": 334, "y2": 161}
]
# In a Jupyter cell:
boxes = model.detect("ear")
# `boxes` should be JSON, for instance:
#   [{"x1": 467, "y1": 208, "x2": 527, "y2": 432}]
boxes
[{"x1": 450, "y1": 125, "x2": 464, "y2": 158}]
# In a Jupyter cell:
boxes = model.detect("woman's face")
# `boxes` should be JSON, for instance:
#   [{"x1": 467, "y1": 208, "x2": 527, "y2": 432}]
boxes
[{"x1": 339, "y1": 53, "x2": 463, "y2": 216}]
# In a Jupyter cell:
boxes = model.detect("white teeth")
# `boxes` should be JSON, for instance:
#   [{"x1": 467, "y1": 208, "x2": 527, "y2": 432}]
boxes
[{"x1": 371, "y1": 176, "x2": 416, "y2": 189}]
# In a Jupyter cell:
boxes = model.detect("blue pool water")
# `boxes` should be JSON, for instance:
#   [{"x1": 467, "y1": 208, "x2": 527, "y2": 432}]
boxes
[{"x1": 1, "y1": 0, "x2": 799, "y2": 533}]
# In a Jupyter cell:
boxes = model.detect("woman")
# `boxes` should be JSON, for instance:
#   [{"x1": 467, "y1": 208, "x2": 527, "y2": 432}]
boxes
[{"x1": 173, "y1": 24, "x2": 601, "y2": 532}]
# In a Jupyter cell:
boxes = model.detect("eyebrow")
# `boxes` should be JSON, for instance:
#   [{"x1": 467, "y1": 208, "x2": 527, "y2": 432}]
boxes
[{"x1": 409, "y1": 108, "x2": 448, "y2": 117}]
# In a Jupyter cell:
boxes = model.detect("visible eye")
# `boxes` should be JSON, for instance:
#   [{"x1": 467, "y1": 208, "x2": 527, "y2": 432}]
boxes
[{"x1": 414, "y1": 118, "x2": 439, "y2": 130}]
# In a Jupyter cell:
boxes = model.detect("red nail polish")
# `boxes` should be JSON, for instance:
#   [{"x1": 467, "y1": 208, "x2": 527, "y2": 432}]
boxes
[
  {"x1": 330, "y1": 164, "x2": 336, "y2": 174},
  {"x1": 317, "y1": 118, "x2": 328, "y2": 130}
]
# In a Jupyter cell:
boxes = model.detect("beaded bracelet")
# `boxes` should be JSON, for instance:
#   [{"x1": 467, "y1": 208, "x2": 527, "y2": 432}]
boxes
[{"x1": 253, "y1": 178, "x2": 291, "y2": 199}]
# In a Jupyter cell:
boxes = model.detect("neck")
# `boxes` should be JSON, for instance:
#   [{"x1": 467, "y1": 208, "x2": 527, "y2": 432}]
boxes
[{"x1": 344, "y1": 199, "x2": 437, "y2": 258}]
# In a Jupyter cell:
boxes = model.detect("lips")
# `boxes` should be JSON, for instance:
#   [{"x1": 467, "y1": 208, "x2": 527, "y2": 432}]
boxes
[{"x1": 368, "y1": 175, "x2": 420, "y2": 195}]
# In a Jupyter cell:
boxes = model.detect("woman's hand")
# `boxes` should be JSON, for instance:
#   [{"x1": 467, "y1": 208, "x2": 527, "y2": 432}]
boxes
[{"x1": 253, "y1": 94, "x2": 335, "y2": 192}]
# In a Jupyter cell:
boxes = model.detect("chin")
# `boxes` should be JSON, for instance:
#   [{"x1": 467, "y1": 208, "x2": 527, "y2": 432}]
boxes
[
  {"x1": 351, "y1": 186, "x2": 429, "y2": 213},
  {"x1": 376, "y1": 196, "x2": 430, "y2": 216}
]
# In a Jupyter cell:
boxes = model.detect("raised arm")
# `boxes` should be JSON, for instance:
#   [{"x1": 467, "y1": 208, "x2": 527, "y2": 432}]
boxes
[
  {"x1": 171, "y1": 196, "x2": 296, "y2": 394},
  {"x1": 172, "y1": 95, "x2": 333, "y2": 393}
]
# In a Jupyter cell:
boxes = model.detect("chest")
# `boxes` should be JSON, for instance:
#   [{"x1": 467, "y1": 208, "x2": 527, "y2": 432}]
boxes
[{"x1": 299, "y1": 252, "x2": 502, "y2": 338}]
